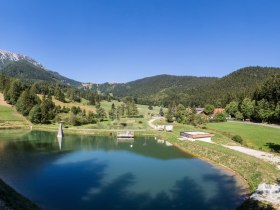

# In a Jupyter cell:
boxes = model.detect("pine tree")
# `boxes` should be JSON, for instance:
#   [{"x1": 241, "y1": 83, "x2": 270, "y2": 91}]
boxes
[
  {"x1": 29, "y1": 105, "x2": 42, "y2": 124},
  {"x1": 6, "y1": 80, "x2": 22, "y2": 105},
  {"x1": 16, "y1": 88, "x2": 40, "y2": 116},
  {"x1": 96, "y1": 106, "x2": 107, "y2": 121},
  {"x1": 54, "y1": 86, "x2": 65, "y2": 102},
  {"x1": 40, "y1": 95, "x2": 55, "y2": 123}
]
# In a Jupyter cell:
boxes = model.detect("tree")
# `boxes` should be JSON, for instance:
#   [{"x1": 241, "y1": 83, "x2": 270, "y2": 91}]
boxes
[
  {"x1": 5, "y1": 80, "x2": 22, "y2": 105},
  {"x1": 54, "y1": 86, "x2": 65, "y2": 102},
  {"x1": 71, "y1": 106, "x2": 82, "y2": 115},
  {"x1": 253, "y1": 75, "x2": 280, "y2": 123},
  {"x1": 87, "y1": 111, "x2": 97, "y2": 124},
  {"x1": 193, "y1": 113, "x2": 208, "y2": 125},
  {"x1": 184, "y1": 107, "x2": 195, "y2": 124},
  {"x1": 16, "y1": 88, "x2": 40, "y2": 116},
  {"x1": 235, "y1": 111, "x2": 244, "y2": 120},
  {"x1": 159, "y1": 107, "x2": 164, "y2": 116},
  {"x1": 109, "y1": 103, "x2": 117, "y2": 120},
  {"x1": 148, "y1": 104, "x2": 153, "y2": 110},
  {"x1": 255, "y1": 99, "x2": 274, "y2": 123},
  {"x1": 166, "y1": 102, "x2": 177, "y2": 122},
  {"x1": 29, "y1": 105, "x2": 42, "y2": 124},
  {"x1": 96, "y1": 106, "x2": 107, "y2": 121},
  {"x1": 204, "y1": 104, "x2": 215, "y2": 115},
  {"x1": 225, "y1": 101, "x2": 239, "y2": 117},
  {"x1": 213, "y1": 111, "x2": 227, "y2": 122},
  {"x1": 40, "y1": 95, "x2": 55, "y2": 123},
  {"x1": 174, "y1": 104, "x2": 186, "y2": 123},
  {"x1": 240, "y1": 98, "x2": 255, "y2": 120}
]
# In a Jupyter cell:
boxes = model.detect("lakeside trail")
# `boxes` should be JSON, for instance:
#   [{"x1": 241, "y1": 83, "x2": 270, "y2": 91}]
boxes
[
  {"x1": 224, "y1": 145, "x2": 280, "y2": 170},
  {"x1": 148, "y1": 118, "x2": 280, "y2": 169}
]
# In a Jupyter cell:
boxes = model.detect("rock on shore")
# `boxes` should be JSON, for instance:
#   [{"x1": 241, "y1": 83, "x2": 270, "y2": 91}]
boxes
[{"x1": 251, "y1": 183, "x2": 280, "y2": 206}]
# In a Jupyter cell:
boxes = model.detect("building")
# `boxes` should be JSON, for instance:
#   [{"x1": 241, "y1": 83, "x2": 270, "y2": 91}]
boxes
[
  {"x1": 179, "y1": 131, "x2": 214, "y2": 143},
  {"x1": 195, "y1": 108, "x2": 205, "y2": 114},
  {"x1": 211, "y1": 108, "x2": 225, "y2": 118}
]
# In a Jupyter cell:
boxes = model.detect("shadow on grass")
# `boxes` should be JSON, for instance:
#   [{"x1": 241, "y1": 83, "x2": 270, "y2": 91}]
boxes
[{"x1": 265, "y1": 143, "x2": 280, "y2": 153}]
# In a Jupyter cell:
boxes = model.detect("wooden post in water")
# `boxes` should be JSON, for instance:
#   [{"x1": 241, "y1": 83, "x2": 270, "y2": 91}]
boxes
[{"x1": 57, "y1": 123, "x2": 64, "y2": 138}]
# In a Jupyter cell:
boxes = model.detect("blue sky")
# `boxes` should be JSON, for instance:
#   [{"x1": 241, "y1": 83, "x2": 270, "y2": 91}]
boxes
[{"x1": 0, "y1": 0, "x2": 280, "y2": 83}]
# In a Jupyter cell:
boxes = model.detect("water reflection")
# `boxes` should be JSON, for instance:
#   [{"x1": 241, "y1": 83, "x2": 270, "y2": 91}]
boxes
[
  {"x1": 57, "y1": 136, "x2": 62, "y2": 151},
  {"x1": 0, "y1": 130, "x2": 247, "y2": 210}
]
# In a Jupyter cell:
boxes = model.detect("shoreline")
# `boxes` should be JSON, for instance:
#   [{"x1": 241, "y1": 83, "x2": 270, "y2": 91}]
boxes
[{"x1": 173, "y1": 142, "x2": 250, "y2": 196}]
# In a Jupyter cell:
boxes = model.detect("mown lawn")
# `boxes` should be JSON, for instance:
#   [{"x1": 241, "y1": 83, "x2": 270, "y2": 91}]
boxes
[{"x1": 207, "y1": 122, "x2": 280, "y2": 152}]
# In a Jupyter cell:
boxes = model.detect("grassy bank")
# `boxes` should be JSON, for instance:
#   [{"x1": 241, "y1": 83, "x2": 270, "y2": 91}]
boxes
[
  {"x1": 0, "y1": 105, "x2": 30, "y2": 128},
  {"x1": 154, "y1": 122, "x2": 280, "y2": 192},
  {"x1": 207, "y1": 122, "x2": 280, "y2": 152}
]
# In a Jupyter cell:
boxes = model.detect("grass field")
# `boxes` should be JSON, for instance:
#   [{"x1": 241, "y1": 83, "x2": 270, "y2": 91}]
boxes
[
  {"x1": 207, "y1": 122, "x2": 280, "y2": 152},
  {"x1": 0, "y1": 106, "x2": 29, "y2": 127}
]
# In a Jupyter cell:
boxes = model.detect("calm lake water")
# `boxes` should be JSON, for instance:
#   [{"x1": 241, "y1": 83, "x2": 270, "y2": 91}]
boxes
[{"x1": 0, "y1": 130, "x2": 247, "y2": 210}]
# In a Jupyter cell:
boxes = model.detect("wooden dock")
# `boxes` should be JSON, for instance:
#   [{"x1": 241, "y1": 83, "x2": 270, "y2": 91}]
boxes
[{"x1": 117, "y1": 131, "x2": 134, "y2": 138}]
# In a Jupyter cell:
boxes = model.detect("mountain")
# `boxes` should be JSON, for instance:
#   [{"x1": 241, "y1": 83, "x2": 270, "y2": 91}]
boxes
[
  {"x1": 0, "y1": 50, "x2": 81, "y2": 86},
  {"x1": 0, "y1": 50, "x2": 42, "y2": 69}
]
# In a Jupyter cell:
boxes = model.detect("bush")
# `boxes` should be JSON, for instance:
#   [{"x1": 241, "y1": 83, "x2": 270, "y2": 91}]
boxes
[
  {"x1": 120, "y1": 122, "x2": 127, "y2": 127},
  {"x1": 232, "y1": 135, "x2": 243, "y2": 144},
  {"x1": 212, "y1": 112, "x2": 227, "y2": 122}
]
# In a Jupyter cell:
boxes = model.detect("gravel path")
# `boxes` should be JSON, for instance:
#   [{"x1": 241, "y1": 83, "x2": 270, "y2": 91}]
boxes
[
  {"x1": 147, "y1": 117, "x2": 164, "y2": 130},
  {"x1": 224, "y1": 145, "x2": 280, "y2": 169}
]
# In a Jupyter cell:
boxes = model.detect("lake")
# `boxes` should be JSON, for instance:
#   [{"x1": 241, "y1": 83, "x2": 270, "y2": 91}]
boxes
[{"x1": 0, "y1": 130, "x2": 247, "y2": 210}]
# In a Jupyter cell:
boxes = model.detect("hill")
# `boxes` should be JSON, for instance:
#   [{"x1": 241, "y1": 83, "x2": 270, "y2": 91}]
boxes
[
  {"x1": 187, "y1": 66, "x2": 280, "y2": 106},
  {"x1": 89, "y1": 74, "x2": 219, "y2": 105}
]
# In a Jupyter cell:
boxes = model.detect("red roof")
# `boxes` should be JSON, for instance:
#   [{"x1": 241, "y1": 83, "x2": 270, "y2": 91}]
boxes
[{"x1": 213, "y1": 108, "x2": 225, "y2": 116}]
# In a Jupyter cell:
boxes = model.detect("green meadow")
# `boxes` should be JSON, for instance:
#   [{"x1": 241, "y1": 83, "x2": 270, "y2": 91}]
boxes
[{"x1": 207, "y1": 122, "x2": 280, "y2": 152}]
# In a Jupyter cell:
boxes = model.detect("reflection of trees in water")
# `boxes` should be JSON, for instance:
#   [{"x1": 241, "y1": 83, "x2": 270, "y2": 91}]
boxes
[{"x1": 83, "y1": 172, "x2": 246, "y2": 210}]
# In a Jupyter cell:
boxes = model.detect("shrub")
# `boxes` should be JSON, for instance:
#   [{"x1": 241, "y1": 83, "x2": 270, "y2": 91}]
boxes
[
  {"x1": 212, "y1": 112, "x2": 227, "y2": 122},
  {"x1": 232, "y1": 135, "x2": 243, "y2": 144},
  {"x1": 120, "y1": 122, "x2": 127, "y2": 127}
]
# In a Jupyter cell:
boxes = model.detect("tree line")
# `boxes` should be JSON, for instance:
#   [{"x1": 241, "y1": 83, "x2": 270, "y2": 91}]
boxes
[{"x1": 225, "y1": 75, "x2": 280, "y2": 123}]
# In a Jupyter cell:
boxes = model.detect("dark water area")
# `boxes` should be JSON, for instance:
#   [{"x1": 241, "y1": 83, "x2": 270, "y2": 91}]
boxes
[{"x1": 0, "y1": 130, "x2": 247, "y2": 210}]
